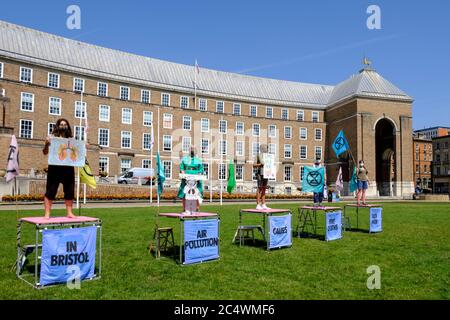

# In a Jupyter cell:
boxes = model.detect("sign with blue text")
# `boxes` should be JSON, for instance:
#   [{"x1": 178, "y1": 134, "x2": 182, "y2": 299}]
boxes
[
  {"x1": 268, "y1": 214, "x2": 292, "y2": 249},
  {"x1": 184, "y1": 219, "x2": 219, "y2": 265},
  {"x1": 325, "y1": 211, "x2": 342, "y2": 241},
  {"x1": 369, "y1": 207, "x2": 382, "y2": 233},
  {"x1": 48, "y1": 137, "x2": 86, "y2": 167},
  {"x1": 40, "y1": 226, "x2": 97, "y2": 286}
]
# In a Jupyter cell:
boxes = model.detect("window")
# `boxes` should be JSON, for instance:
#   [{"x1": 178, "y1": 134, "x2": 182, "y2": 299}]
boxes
[
  {"x1": 236, "y1": 141, "x2": 244, "y2": 156},
  {"x1": 49, "y1": 97, "x2": 61, "y2": 115},
  {"x1": 98, "y1": 128, "x2": 110, "y2": 147},
  {"x1": 48, "y1": 123, "x2": 56, "y2": 135},
  {"x1": 312, "y1": 111, "x2": 319, "y2": 122},
  {"x1": 281, "y1": 108, "x2": 288, "y2": 120},
  {"x1": 219, "y1": 140, "x2": 227, "y2": 155},
  {"x1": 20, "y1": 120, "x2": 33, "y2": 138},
  {"x1": 252, "y1": 167, "x2": 259, "y2": 181},
  {"x1": 219, "y1": 120, "x2": 227, "y2": 134},
  {"x1": 143, "y1": 133, "x2": 152, "y2": 150},
  {"x1": 203, "y1": 163, "x2": 209, "y2": 179},
  {"x1": 216, "y1": 101, "x2": 224, "y2": 113},
  {"x1": 233, "y1": 103, "x2": 241, "y2": 115},
  {"x1": 285, "y1": 187, "x2": 292, "y2": 195},
  {"x1": 300, "y1": 166, "x2": 305, "y2": 181},
  {"x1": 141, "y1": 90, "x2": 150, "y2": 104},
  {"x1": 122, "y1": 108, "x2": 132, "y2": 124},
  {"x1": 201, "y1": 118, "x2": 210, "y2": 132},
  {"x1": 120, "y1": 86, "x2": 130, "y2": 100},
  {"x1": 300, "y1": 145, "x2": 307, "y2": 159},
  {"x1": 142, "y1": 159, "x2": 152, "y2": 169},
  {"x1": 20, "y1": 67, "x2": 32, "y2": 83},
  {"x1": 163, "y1": 113, "x2": 173, "y2": 129},
  {"x1": 236, "y1": 122, "x2": 245, "y2": 135},
  {"x1": 236, "y1": 165, "x2": 244, "y2": 181},
  {"x1": 284, "y1": 126, "x2": 292, "y2": 139},
  {"x1": 99, "y1": 157, "x2": 109, "y2": 175},
  {"x1": 20, "y1": 92, "x2": 34, "y2": 112},
  {"x1": 183, "y1": 116, "x2": 192, "y2": 131},
  {"x1": 99, "y1": 105, "x2": 110, "y2": 122},
  {"x1": 75, "y1": 101, "x2": 86, "y2": 119},
  {"x1": 163, "y1": 161, "x2": 172, "y2": 179},
  {"x1": 415, "y1": 143, "x2": 419, "y2": 151},
  {"x1": 315, "y1": 146, "x2": 322, "y2": 160},
  {"x1": 74, "y1": 126, "x2": 85, "y2": 141},
  {"x1": 201, "y1": 139, "x2": 209, "y2": 154},
  {"x1": 297, "y1": 110, "x2": 304, "y2": 121},
  {"x1": 218, "y1": 163, "x2": 226, "y2": 180},
  {"x1": 250, "y1": 105, "x2": 257, "y2": 117},
  {"x1": 268, "y1": 143, "x2": 276, "y2": 155},
  {"x1": 97, "y1": 82, "x2": 108, "y2": 97},
  {"x1": 252, "y1": 123, "x2": 260, "y2": 137},
  {"x1": 252, "y1": 143, "x2": 260, "y2": 157},
  {"x1": 266, "y1": 107, "x2": 273, "y2": 118},
  {"x1": 269, "y1": 125, "x2": 277, "y2": 138},
  {"x1": 182, "y1": 137, "x2": 191, "y2": 153},
  {"x1": 284, "y1": 144, "x2": 292, "y2": 159},
  {"x1": 163, "y1": 135, "x2": 172, "y2": 151},
  {"x1": 48, "y1": 73, "x2": 60, "y2": 88},
  {"x1": 284, "y1": 166, "x2": 292, "y2": 182},
  {"x1": 180, "y1": 96, "x2": 189, "y2": 109},
  {"x1": 315, "y1": 128, "x2": 322, "y2": 141},
  {"x1": 416, "y1": 164, "x2": 419, "y2": 173},
  {"x1": 0, "y1": 62, "x2": 3, "y2": 78},
  {"x1": 143, "y1": 111, "x2": 153, "y2": 126},
  {"x1": 299, "y1": 127, "x2": 307, "y2": 140},
  {"x1": 199, "y1": 98, "x2": 207, "y2": 111},
  {"x1": 73, "y1": 78, "x2": 84, "y2": 92},
  {"x1": 121, "y1": 131, "x2": 132, "y2": 149},
  {"x1": 120, "y1": 159, "x2": 131, "y2": 173},
  {"x1": 161, "y1": 93, "x2": 170, "y2": 106}
]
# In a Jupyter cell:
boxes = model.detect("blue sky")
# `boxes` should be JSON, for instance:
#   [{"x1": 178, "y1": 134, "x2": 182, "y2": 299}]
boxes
[{"x1": 1, "y1": 0, "x2": 449, "y2": 129}]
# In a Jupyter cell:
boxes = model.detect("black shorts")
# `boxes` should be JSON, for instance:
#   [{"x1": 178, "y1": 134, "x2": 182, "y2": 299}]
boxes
[
  {"x1": 45, "y1": 165, "x2": 75, "y2": 200},
  {"x1": 257, "y1": 177, "x2": 269, "y2": 189}
]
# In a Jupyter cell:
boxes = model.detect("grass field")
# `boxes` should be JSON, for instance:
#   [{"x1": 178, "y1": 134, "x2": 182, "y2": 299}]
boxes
[{"x1": 0, "y1": 202, "x2": 449, "y2": 300}]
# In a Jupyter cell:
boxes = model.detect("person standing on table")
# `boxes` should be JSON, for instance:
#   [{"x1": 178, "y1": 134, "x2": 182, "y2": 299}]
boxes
[
  {"x1": 254, "y1": 144, "x2": 270, "y2": 210},
  {"x1": 313, "y1": 158, "x2": 325, "y2": 207},
  {"x1": 177, "y1": 146, "x2": 204, "y2": 213},
  {"x1": 356, "y1": 160, "x2": 369, "y2": 206},
  {"x1": 42, "y1": 118, "x2": 76, "y2": 219}
]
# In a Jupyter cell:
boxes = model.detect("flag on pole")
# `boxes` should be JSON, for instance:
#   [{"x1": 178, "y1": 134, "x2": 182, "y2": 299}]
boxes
[
  {"x1": 335, "y1": 166, "x2": 344, "y2": 192},
  {"x1": 227, "y1": 160, "x2": 236, "y2": 194},
  {"x1": 6, "y1": 135, "x2": 19, "y2": 183},
  {"x1": 150, "y1": 124, "x2": 155, "y2": 150},
  {"x1": 80, "y1": 161, "x2": 97, "y2": 189},
  {"x1": 332, "y1": 130, "x2": 350, "y2": 158},
  {"x1": 349, "y1": 166, "x2": 358, "y2": 193},
  {"x1": 156, "y1": 152, "x2": 165, "y2": 196}
]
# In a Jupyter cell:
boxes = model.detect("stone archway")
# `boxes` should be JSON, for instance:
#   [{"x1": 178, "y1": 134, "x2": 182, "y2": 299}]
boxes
[{"x1": 375, "y1": 119, "x2": 396, "y2": 196}]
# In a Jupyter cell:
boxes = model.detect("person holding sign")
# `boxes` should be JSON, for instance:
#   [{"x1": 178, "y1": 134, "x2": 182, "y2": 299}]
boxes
[
  {"x1": 356, "y1": 160, "x2": 369, "y2": 206},
  {"x1": 254, "y1": 144, "x2": 270, "y2": 210},
  {"x1": 177, "y1": 146, "x2": 204, "y2": 213},
  {"x1": 313, "y1": 158, "x2": 325, "y2": 207},
  {"x1": 42, "y1": 119, "x2": 76, "y2": 219}
]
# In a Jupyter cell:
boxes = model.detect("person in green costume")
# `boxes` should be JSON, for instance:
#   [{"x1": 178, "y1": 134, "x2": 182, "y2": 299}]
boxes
[{"x1": 177, "y1": 146, "x2": 204, "y2": 212}]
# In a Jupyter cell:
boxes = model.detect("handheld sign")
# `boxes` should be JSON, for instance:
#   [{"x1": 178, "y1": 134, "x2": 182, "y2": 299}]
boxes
[
  {"x1": 262, "y1": 153, "x2": 276, "y2": 180},
  {"x1": 48, "y1": 137, "x2": 86, "y2": 167},
  {"x1": 302, "y1": 166, "x2": 325, "y2": 193}
]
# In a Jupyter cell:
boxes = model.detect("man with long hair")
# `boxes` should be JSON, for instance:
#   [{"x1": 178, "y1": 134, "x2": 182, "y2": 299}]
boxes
[{"x1": 42, "y1": 118, "x2": 76, "y2": 218}]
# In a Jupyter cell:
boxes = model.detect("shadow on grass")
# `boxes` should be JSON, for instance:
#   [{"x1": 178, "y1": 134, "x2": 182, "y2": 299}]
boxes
[
  {"x1": 344, "y1": 228, "x2": 370, "y2": 234},
  {"x1": 232, "y1": 238, "x2": 268, "y2": 250},
  {"x1": 294, "y1": 231, "x2": 326, "y2": 241}
]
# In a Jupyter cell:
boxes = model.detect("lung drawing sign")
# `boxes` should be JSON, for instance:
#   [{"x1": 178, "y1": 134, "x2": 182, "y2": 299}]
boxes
[{"x1": 48, "y1": 137, "x2": 86, "y2": 167}]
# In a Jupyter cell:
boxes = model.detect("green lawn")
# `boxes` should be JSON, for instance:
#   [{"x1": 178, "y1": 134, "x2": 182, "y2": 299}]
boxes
[{"x1": 0, "y1": 202, "x2": 449, "y2": 299}]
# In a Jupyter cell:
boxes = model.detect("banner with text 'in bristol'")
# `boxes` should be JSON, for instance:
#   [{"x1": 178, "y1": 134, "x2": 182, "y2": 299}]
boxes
[{"x1": 325, "y1": 211, "x2": 342, "y2": 241}]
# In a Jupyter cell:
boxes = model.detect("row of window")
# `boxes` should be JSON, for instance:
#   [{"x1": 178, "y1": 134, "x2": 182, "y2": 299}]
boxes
[
  {"x1": 5, "y1": 63, "x2": 322, "y2": 121},
  {"x1": 104, "y1": 156, "x2": 311, "y2": 184},
  {"x1": 415, "y1": 164, "x2": 431, "y2": 174}
]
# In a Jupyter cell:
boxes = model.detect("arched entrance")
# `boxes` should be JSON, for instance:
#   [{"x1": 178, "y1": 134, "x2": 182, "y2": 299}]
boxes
[{"x1": 375, "y1": 119, "x2": 396, "y2": 196}]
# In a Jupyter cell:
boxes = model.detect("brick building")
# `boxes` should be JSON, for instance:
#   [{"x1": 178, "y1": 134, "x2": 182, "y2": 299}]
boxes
[
  {"x1": 414, "y1": 127, "x2": 450, "y2": 140},
  {"x1": 432, "y1": 135, "x2": 450, "y2": 194},
  {"x1": 0, "y1": 20, "x2": 415, "y2": 197},
  {"x1": 412, "y1": 134, "x2": 432, "y2": 190}
]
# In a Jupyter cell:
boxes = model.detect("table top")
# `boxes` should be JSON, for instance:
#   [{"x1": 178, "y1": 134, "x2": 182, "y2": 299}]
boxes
[
  {"x1": 159, "y1": 212, "x2": 218, "y2": 219},
  {"x1": 345, "y1": 204, "x2": 383, "y2": 208},
  {"x1": 241, "y1": 208, "x2": 291, "y2": 214},
  {"x1": 301, "y1": 206, "x2": 342, "y2": 211},
  {"x1": 20, "y1": 216, "x2": 100, "y2": 225}
]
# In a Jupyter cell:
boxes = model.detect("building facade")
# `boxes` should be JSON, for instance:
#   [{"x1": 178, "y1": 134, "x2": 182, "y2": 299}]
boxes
[
  {"x1": 432, "y1": 135, "x2": 450, "y2": 194},
  {"x1": 414, "y1": 127, "x2": 450, "y2": 140},
  {"x1": 412, "y1": 134, "x2": 432, "y2": 190},
  {"x1": 0, "y1": 20, "x2": 415, "y2": 197}
]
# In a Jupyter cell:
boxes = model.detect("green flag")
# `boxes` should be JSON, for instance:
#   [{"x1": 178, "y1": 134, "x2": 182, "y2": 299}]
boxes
[
  {"x1": 227, "y1": 160, "x2": 236, "y2": 194},
  {"x1": 156, "y1": 152, "x2": 165, "y2": 196},
  {"x1": 349, "y1": 166, "x2": 358, "y2": 193}
]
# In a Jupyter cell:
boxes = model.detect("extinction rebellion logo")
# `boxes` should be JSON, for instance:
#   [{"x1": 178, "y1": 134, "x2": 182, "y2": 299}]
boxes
[{"x1": 307, "y1": 171, "x2": 322, "y2": 187}]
